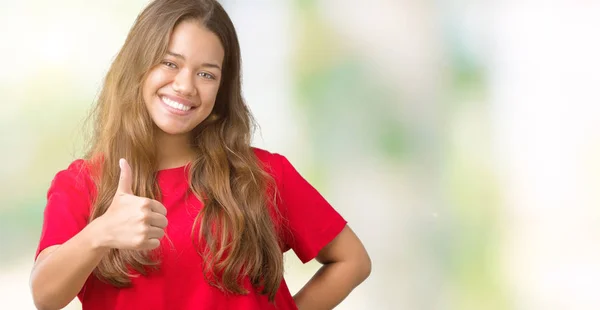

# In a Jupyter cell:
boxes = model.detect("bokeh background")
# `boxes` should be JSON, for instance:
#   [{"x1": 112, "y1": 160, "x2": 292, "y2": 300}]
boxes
[{"x1": 2, "y1": 0, "x2": 600, "y2": 309}]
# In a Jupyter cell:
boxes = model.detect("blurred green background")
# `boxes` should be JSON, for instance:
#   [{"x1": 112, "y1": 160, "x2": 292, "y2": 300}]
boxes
[{"x1": 2, "y1": 1, "x2": 600, "y2": 309}]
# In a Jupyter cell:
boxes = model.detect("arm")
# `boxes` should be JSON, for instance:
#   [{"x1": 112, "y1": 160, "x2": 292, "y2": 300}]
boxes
[
  {"x1": 30, "y1": 220, "x2": 109, "y2": 310},
  {"x1": 31, "y1": 159, "x2": 168, "y2": 310},
  {"x1": 293, "y1": 225, "x2": 371, "y2": 310}
]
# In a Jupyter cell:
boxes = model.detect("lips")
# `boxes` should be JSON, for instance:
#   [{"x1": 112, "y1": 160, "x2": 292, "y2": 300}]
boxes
[
  {"x1": 161, "y1": 96, "x2": 192, "y2": 111},
  {"x1": 158, "y1": 95, "x2": 197, "y2": 116}
]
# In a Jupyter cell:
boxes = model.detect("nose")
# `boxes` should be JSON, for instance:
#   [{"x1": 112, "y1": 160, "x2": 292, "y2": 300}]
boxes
[{"x1": 172, "y1": 69, "x2": 196, "y2": 97}]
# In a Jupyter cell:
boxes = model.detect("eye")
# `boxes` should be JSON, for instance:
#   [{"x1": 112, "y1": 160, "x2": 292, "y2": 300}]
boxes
[
  {"x1": 198, "y1": 72, "x2": 215, "y2": 80},
  {"x1": 162, "y1": 61, "x2": 177, "y2": 69}
]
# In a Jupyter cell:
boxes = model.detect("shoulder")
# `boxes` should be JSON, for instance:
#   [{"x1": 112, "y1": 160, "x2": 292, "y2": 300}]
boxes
[
  {"x1": 49, "y1": 159, "x2": 96, "y2": 195},
  {"x1": 251, "y1": 147, "x2": 287, "y2": 177},
  {"x1": 55, "y1": 159, "x2": 93, "y2": 180},
  {"x1": 251, "y1": 147, "x2": 311, "y2": 191},
  {"x1": 251, "y1": 147, "x2": 280, "y2": 162}
]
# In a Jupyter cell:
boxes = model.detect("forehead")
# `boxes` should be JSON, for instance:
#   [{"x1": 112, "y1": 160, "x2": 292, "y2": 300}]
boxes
[{"x1": 167, "y1": 19, "x2": 224, "y2": 65}]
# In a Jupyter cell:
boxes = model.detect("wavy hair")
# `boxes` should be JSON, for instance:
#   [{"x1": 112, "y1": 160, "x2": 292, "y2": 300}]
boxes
[{"x1": 84, "y1": 0, "x2": 283, "y2": 300}]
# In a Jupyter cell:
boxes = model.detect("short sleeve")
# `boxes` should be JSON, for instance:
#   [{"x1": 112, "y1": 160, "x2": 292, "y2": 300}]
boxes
[
  {"x1": 273, "y1": 154, "x2": 347, "y2": 263},
  {"x1": 35, "y1": 160, "x2": 95, "y2": 259}
]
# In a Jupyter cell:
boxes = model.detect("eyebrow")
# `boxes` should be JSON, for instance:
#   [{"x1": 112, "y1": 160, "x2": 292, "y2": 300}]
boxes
[{"x1": 166, "y1": 51, "x2": 222, "y2": 70}]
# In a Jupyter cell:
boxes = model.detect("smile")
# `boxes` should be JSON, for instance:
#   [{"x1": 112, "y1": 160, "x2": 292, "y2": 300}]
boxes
[{"x1": 161, "y1": 96, "x2": 192, "y2": 112}]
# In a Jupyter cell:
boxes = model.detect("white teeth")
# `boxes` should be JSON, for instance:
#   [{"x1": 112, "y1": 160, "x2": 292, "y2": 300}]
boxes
[{"x1": 161, "y1": 96, "x2": 191, "y2": 111}]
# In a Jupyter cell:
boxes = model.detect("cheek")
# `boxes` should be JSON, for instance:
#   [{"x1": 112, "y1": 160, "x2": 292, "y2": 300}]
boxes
[
  {"x1": 143, "y1": 70, "x2": 170, "y2": 98},
  {"x1": 142, "y1": 79, "x2": 151, "y2": 103},
  {"x1": 200, "y1": 84, "x2": 221, "y2": 106}
]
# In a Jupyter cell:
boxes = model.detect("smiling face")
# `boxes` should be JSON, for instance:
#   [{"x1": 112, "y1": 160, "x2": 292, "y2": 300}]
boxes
[{"x1": 142, "y1": 19, "x2": 225, "y2": 137}]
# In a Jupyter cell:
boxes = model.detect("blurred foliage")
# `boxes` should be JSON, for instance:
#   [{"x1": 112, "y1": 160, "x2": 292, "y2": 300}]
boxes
[{"x1": 1, "y1": 1, "x2": 512, "y2": 309}]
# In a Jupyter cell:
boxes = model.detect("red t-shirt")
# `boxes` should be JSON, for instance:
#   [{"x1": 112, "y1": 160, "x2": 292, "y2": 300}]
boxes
[{"x1": 35, "y1": 148, "x2": 347, "y2": 310}]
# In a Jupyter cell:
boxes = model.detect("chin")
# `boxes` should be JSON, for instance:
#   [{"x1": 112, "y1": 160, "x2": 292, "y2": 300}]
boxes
[
  {"x1": 150, "y1": 119, "x2": 186, "y2": 135},
  {"x1": 156, "y1": 126, "x2": 193, "y2": 136}
]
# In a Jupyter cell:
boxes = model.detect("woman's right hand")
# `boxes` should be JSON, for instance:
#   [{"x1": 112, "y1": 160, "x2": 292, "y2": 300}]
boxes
[{"x1": 95, "y1": 158, "x2": 168, "y2": 250}]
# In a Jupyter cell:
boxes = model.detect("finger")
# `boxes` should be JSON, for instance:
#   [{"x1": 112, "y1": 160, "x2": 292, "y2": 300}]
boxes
[
  {"x1": 147, "y1": 227, "x2": 165, "y2": 239},
  {"x1": 148, "y1": 213, "x2": 168, "y2": 229},
  {"x1": 150, "y1": 200, "x2": 167, "y2": 216},
  {"x1": 140, "y1": 239, "x2": 160, "y2": 250},
  {"x1": 117, "y1": 158, "x2": 133, "y2": 195}
]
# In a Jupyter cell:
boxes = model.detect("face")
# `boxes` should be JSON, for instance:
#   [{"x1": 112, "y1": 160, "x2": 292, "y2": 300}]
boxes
[{"x1": 142, "y1": 20, "x2": 225, "y2": 137}]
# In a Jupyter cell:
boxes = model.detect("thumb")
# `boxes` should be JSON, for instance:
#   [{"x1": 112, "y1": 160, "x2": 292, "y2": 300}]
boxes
[{"x1": 117, "y1": 158, "x2": 133, "y2": 195}]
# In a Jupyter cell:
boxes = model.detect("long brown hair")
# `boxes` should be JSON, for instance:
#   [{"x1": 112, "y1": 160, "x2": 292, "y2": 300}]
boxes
[{"x1": 84, "y1": 0, "x2": 283, "y2": 300}]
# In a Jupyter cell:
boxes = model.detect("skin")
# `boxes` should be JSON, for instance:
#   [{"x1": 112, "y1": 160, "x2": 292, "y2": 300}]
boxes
[
  {"x1": 293, "y1": 226, "x2": 371, "y2": 309},
  {"x1": 142, "y1": 20, "x2": 224, "y2": 170},
  {"x1": 30, "y1": 159, "x2": 167, "y2": 310},
  {"x1": 30, "y1": 20, "x2": 371, "y2": 310}
]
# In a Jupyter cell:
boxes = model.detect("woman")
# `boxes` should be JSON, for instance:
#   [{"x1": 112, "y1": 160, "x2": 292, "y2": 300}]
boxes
[{"x1": 30, "y1": 0, "x2": 371, "y2": 309}]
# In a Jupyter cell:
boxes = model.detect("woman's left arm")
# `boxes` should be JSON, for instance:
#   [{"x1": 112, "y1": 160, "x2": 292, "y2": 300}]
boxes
[{"x1": 293, "y1": 225, "x2": 371, "y2": 310}]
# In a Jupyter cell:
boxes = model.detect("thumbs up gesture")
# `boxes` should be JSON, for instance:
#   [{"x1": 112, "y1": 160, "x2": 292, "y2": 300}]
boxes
[{"x1": 96, "y1": 159, "x2": 168, "y2": 250}]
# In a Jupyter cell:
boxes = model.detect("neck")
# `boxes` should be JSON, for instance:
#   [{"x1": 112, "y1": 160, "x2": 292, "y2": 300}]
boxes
[{"x1": 155, "y1": 130, "x2": 196, "y2": 170}]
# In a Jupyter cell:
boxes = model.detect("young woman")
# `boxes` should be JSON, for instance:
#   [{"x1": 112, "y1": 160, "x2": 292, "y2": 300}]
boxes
[{"x1": 30, "y1": 1, "x2": 371, "y2": 309}]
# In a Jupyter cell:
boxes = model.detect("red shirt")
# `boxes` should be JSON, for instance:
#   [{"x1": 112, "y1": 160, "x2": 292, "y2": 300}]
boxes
[{"x1": 36, "y1": 148, "x2": 347, "y2": 310}]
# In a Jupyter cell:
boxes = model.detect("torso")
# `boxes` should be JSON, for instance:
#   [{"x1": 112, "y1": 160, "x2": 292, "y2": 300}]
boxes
[{"x1": 79, "y1": 164, "x2": 298, "y2": 310}]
